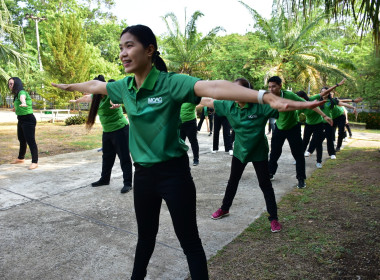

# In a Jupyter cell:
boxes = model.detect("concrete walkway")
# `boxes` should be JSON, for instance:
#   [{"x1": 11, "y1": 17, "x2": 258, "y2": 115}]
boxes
[{"x1": 1, "y1": 120, "x2": 379, "y2": 279}]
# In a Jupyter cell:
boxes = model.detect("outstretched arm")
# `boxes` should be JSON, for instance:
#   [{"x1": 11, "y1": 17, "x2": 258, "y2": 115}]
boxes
[
  {"x1": 52, "y1": 80, "x2": 108, "y2": 95},
  {"x1": 319, "y1": 78, "x2": 346, "y2": 98},
  {"x1": 194, "y1": 80, "x2": 325, "y2": 112},
  {"x1": 312, "y1": 107, "x2": 333, "y2": 126},
  {"x1": 69, "y1": 94, "x2": 92, "y2": 104},
  {"x1": 339, "y1": 97, "x2": 363, "y2": 103},
  {"x1": 199, "y1": 97, "x2": 215, "y2": 109}
]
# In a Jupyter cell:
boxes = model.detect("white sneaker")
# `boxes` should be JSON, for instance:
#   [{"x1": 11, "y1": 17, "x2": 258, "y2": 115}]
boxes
[
  {"x1": 211, "y1": 149, "x2": 218, "y2": 154},
  {"x1": 304, "y1": 151, "x2": 310, "y2": 157},
  {"x1": 330, "y1": 155, "x2": 336, "y2": 159},
  {"x1": 228, "y1": 150, "x2": 233, "y2": 156},
  {"x1": 316, "y1": 162, "x2": 322, "y2": 168}
]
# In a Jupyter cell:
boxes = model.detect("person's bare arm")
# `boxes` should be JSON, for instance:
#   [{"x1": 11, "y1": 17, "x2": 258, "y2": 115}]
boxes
[
  {"x1": 339, "y1": 97, "x2": 363, "y2": 103},
  {"x1": 199, "y1": 97, "x2": 215, "y2": 109},
  {"x1": 19, "y1": 95, "x2": 27, "y2": 107},
  {"x1": 194, "y1": 80, "x2": 325, "y2": 112},
  {"x1": 52, "y1": 80, "x2": 108, "y2": 95},
  {"x1": 312, "y1": 107, "x2": 333, "y2": 126},
  {"x1": 319, "y1": 78, "x2": 346, "y2": 98},
  {"x1": 69, "y1": 94, "x2": 92, "y2": 103}
]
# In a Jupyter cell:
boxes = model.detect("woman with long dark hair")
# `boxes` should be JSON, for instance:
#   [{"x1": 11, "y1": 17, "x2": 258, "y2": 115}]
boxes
[
  {"x1": 52, "y1": 24, "x2": 325, "y2": 279},
  {"x1": 70, "y1": 75, "x2": 133, "y2": 194},
  {"x1": 9, "y1": 77, "x2": 38, "y2": 170}
]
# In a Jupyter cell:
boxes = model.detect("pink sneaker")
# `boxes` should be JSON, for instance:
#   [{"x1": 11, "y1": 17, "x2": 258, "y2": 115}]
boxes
[
  {"x1": 271, "y1": 220, "x2": 282, "y2": 232},
  {"x1": 211, "y1": 208, "x2": 229, "y2": 220}
]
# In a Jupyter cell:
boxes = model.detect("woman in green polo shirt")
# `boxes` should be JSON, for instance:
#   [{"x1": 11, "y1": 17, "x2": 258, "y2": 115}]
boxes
[
  {"x1": 52, "y1": 24, "x2": 326, "y2": 280},
  {"x1": 203, "y1": 78, "x2": 282, "y2": 233},
  {"x1": 9, "y1": 77, "x2": 38, "y2": 170},
  {"x1": 70, "y1": 76, "x2": 132, "y2": 194}
]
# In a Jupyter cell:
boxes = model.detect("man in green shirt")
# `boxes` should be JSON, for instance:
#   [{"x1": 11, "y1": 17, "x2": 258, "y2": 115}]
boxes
[
  {"x1": 267, "y1": 76, "x2": 332, "y2": 189},
  {"x1": 180, "y1": 103, "x2": 200, "y2": 166}
]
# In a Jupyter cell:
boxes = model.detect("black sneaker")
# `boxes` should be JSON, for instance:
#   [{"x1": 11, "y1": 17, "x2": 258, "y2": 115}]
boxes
[
  {"x1": 269, "y1": 174, "x2": 274, "y2": 181},
  {"x1": 121, "y1": 185, "x2": 132, "y2": 194},
  {"x1": 193, "y1": 159, "x2": 199, "y2": 166},
  {"x1": 91, "y1": 180, "x2": 109, "y2": 187},
  {"x1": 336, "y1": 147, "x2": 341, "y2": 152},
  {"x1": 297, "y1": 179, "x2": 306, "y2": 189}
]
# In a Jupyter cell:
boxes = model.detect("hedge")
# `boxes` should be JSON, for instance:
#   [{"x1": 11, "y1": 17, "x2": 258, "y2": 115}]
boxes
[{"x1": 347, "y1": 112, "x2": 380, "y2": 129}]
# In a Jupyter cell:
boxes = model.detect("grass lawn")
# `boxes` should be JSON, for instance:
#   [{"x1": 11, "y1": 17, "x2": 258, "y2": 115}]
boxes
[
  {"x1": 0, "y1": 122, "x2": 103, "y2": 165},
  {"x1": 207, "y1": 147, "x2": 380, "y2": 280}
]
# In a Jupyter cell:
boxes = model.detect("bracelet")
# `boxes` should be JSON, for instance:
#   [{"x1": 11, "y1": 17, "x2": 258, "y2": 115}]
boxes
[
  {"x1": 336, "y1": 83, "x2": 339, "y2": 87},
  {"x1": 351, "y1": 99, "x2": 355, "y2": 102},
  {"x1": 258, "y1": 90, "x2": 267, "y2": 104}
]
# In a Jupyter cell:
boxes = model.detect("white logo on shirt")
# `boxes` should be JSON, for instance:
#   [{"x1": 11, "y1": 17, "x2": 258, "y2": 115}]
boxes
[
  {"x1": 148, "y1": 97, "x2": 163, "y2": 104},
  {"x1": 248, "y1": 114, "x2": 257, "y2": 119}
]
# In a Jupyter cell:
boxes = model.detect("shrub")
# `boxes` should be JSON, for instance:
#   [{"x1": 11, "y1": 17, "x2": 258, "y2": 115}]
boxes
[
  {"x1": 65, "y1": 115, "x2": 87, "y2": 125},
  {"x1": 347, "y1": 112, "x2": 380, "y2": 129}
]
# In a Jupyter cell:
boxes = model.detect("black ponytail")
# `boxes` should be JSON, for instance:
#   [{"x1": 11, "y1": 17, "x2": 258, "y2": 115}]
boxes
[
  {"x1": 86, "y1": 75, "x2": 106, "y2": 130},
  {"x1": 121, "y1": 25, "x2": 168, "y2": 72}
]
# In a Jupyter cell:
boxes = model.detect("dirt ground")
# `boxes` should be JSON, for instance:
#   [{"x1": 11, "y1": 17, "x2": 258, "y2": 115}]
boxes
[{"x1": 207, "y1": 147, "x2": 380, "y2": 280}]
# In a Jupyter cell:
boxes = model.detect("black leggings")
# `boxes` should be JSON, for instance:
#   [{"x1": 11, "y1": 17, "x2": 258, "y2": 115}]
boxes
[
  {"x1": 212, "y1": 113, "x2": 232, "y2": 152},
  {"x1": 333, "y1": 114, "x2": 346, "y2": 150},
  {"x1": 131, "y1": 154, "x2": 208, "y2": 280},
  {"x1": 221, "y1": 156, "x2": 278, "y2": 221},
  {"x1": 309, "y1": 122, "x2": 335, "y2": 156},
  {"x1": 180, "y1": 119, "x2": 199, "y2": 161},
  {"x1": 101, "y1": 125, "x2": 132, "y2": 186},
  {"x1": 303, "y1": 123, "x2": 323, "y2": 163},
  {"x1": 17, "y1": 114, "x2": 38, "y2": 163}
]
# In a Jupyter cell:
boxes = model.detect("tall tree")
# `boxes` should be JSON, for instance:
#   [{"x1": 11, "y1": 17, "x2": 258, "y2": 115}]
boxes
[
  {"x1": 161, "y1": 10, "x2": 224, "y2": 76},
  {"x1": 240, "y1": 1, "x2": 355, "y2": 91},
  {"x1": 41, "y1": 14, "x2": 91, "y2": 107},
  {"x1": 274, "y1": 0, "x2": 380, "y2": 56},
  {"x1": 0, "y1": 0, "x2": 29, "y2": 93}
]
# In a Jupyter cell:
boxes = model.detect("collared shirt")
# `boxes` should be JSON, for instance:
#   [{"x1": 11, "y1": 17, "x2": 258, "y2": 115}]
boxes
[
  {"x1": 180, "y1": 103, "x2": 197, "y2": 123},
  {"x1": 297, "y1": 94, "x2": 323, "y2": 125},
  {"x1": 275, "y1": 90, "x2": 305, "y2": 130},
  {"x1": 96, "y1": 96, "x2": 128, "y2": 132},
  {"x1": 106, "y1": 67, "x2": 201, "y2": 166},
  {"x1": 214, "y1": 100, "x2": 278, "y2": 163},
  {"x1": 14, "y1": 90, "x2": 33, "y2": 116},
  {"x1": 322, "y1": 98, "x2": 342, "y2": 123}
]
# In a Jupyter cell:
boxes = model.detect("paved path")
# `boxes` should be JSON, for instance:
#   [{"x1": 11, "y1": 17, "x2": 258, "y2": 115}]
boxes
[{"x1": 1, "y1": 120, "x2": 379, "y2": 279}]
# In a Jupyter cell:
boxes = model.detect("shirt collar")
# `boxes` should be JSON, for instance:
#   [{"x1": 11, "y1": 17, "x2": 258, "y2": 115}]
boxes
[
  {"x1": 128, "y1": 66, "x2": 161, "y2": 92},
  {"x1": 234, "y1": 102, "x2": 250, "y2": 109}
]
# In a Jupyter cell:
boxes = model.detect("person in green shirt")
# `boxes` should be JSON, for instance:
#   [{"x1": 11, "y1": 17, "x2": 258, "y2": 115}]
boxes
[
  {"x1": 70, "y1": 76, "x2": 133, "y2": 194},
  {"x1": 9, "y1": 77, "x2": 38, "y2": 170},
  {"x1": 267, "y1": 76, "x2": 333, "y2": 189},
  {"x1": 52, "y1": 25, "x2": 326, "y2": 279},
  {"x1": 202, "y1": 78, "x2": 282, "y2": 233},
  {"x1": 180, "y1": 103, "x2": 200, "y2": 166},
  {"x1": 296, "y1": 91, "x2": 333, "y2": 168}
]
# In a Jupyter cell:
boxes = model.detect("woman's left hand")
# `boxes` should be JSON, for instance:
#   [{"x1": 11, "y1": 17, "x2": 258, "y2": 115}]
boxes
[
  {"x1": 109, "y1": 101, "x2": 121, "y2": 109},
  {"x1": 19, "y1": 103, "x2": 28, "y2": 107}
]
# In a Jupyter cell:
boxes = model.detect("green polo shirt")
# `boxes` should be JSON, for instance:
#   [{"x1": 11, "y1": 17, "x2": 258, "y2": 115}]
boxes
[
  {"x1": 96, "y1": 96, "x2": 128, "y2": 132},
  {"x1": 331, "y1": 99, "x2": 344, "y2": 119},
  {"x1": 14, "y1": 90, "x2": 33, "y2": 116},
  {"x1": 106, "y1": 67, "x2": 201, "y2": 166},
  {"x1": 322, "y1": 98, "x2": 341, "y2": 123},
  {"x1": 275, "y1": 90, "x2": 305, "y2": 130},
  {"x1": 180, "y1": 103, "x2": 197, "y2": 123},
  {"x1": 214, "y1": 100, "x2": 279, "y2": 163},
  {"x1": 297, "y1": 94, "x2": 323, "y2": 125}
]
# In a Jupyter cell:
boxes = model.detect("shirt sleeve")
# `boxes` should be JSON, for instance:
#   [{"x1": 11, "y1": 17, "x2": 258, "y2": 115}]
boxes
[
  {"x1": 213, "y1": 100, "x2": 227, "y2": 117},
  {"x1": 106, "y1": 78, "x2": 129, "y2": 104},
  {"x1": 262, "y1": 104, "x2": 279, "y2": 119},
  {"x1": 168, "y1": 73, "x2": 201, "y2": 104}
]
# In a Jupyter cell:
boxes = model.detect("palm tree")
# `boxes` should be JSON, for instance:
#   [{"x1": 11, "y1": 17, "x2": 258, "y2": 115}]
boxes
[
  {"x1": 161, "y1": 10, "x2": 225, "y2": 76},
  {"x1": 240, "y1": 1, "x2": 354, "y2": 90},
  {"x1": 0, "y1": 0, "x2": 29, "y2": 89},
  {"x1": 274, "y1": 0, "x2": 380, "y2": 56}
]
